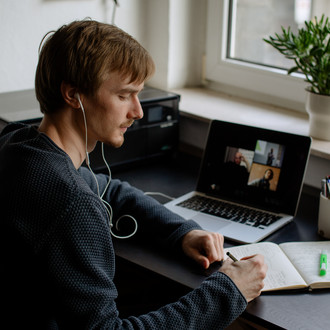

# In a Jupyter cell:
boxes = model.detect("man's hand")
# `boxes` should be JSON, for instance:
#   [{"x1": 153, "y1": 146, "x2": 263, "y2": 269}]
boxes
[
  {"x1": 181, "y1": 230, "x2": 224, "y2": 269},
  {"x1": 239, "y1": 154, "x2": 251, "y2": 172},
  {"x1": 220, "y1": 254, "x2": 267, "y2": 302}
]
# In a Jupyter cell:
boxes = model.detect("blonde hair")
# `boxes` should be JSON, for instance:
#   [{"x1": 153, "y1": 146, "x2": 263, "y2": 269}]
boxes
[{"x1": 35, "y1": 20, "x2": 155, "y2": 113}]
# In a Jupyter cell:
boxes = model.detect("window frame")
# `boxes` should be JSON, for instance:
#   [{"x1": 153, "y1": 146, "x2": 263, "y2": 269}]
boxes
[{"x1": 205, "y1": 0, "x2": 308, "y2": 113}]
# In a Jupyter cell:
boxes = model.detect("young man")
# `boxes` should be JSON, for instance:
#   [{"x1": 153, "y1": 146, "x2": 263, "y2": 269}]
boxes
[{"x1": 0, "y1": 20, "x2": 267, "y2": 329}]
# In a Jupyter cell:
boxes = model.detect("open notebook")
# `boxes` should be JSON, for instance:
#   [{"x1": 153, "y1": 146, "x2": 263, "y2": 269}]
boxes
[{"x1": 165, "y1": 120, "x2": 311, "y2": 243}]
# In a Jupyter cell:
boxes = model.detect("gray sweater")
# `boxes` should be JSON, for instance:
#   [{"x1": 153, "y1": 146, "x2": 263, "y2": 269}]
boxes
[{"x1": 0, "y1": 123, "x2": 246, "y2": 329}]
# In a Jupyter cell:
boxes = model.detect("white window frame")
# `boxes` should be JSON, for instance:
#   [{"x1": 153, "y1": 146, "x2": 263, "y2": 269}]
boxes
[{"x1": 205, "y1": 0, "x2": 308, "y2": 112}]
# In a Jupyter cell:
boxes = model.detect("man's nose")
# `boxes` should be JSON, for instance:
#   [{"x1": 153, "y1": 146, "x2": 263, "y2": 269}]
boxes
[{"x1": 130, "y1": 96, "x2": 144, "y2": 120}]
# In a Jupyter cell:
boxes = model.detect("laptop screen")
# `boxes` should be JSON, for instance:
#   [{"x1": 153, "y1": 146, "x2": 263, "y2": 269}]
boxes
[{"x1": 197, "y1": 120, "x2": 311, "y2": 215}]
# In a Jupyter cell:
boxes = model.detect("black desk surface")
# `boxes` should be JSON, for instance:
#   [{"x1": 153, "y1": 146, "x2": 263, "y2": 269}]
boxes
[{"x1": 111, "y1": 153, "x2": 330, "y2": 330}]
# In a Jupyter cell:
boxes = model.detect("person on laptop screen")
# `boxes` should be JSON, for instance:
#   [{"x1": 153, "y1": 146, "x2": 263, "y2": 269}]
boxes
[
  {"x1": 0, "y1": 20, "x2": 266, "y2": 329},
  {"x1": 249, "y1": 168, "x2": 274, "y2": 190},
  {"x1": 225, "y1": 150, "x2": 251, "y2": 186}
]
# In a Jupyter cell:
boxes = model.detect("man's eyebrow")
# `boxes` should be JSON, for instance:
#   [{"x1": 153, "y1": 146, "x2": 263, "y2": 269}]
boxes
[{"x1": 117, "y1": 87, "x2": 142, "y2": 94}]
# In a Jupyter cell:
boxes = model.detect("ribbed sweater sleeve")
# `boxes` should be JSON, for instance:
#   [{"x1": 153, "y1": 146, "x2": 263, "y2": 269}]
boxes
[{"x1": 79, "y1": 166, "x2": 203, "y2": 247}]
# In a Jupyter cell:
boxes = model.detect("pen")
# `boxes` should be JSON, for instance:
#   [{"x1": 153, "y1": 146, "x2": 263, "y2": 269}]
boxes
[
  {"x1": 226, "y1": 251, "x2": 238, "y2": 262},
  {"x1": 320, "y1": 251, "x2": 327, "y2": 276},
  {"x1": 321, "y1": 178, "x2": 327, "y2": 197},
  {"x1": 327, "y1": 176, "x2": 330, "y2": 199}
]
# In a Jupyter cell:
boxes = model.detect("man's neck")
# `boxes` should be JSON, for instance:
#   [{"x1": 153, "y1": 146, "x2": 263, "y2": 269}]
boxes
[{"x1": 38, "y1": 109, "x2": 94, "y2": 169}]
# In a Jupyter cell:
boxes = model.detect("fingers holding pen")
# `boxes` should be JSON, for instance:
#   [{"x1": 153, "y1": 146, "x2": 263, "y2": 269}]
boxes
[{"x1": 220, "y1": 253, "x2": 267, "y2": 302}]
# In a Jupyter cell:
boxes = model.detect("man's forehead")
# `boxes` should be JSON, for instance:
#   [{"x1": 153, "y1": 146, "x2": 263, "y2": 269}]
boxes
[{"x1": 101, "y1": 71, "x2": 144, "y2": 92}]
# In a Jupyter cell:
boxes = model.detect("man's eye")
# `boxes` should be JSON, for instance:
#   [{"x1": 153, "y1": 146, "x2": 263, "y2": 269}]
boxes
[{"x1": 119, "y1": 95, "x2": 129, "y2": 100}]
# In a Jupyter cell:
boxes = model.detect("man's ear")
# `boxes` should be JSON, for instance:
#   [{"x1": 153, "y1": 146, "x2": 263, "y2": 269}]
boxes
[{"x1": 60, "y1": 81, "x2": 80, "y2": 109}]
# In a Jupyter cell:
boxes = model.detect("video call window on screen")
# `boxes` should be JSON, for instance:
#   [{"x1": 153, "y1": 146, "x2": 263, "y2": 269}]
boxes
[{"x1": 224, "y1": 140, "x2": 285, "y2": 192}]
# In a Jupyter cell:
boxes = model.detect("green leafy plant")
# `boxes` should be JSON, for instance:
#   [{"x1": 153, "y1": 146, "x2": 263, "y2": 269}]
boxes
[{"x1": 264, "y1": 15, "x2": 330, "y2": 95}]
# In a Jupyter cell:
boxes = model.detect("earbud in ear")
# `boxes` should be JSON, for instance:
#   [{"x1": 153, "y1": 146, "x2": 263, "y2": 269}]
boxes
[
  {"x1": 74, "y1": 93, "x2": 83, "y2": 111},
  {"x1": 75, "y1": 92, "x2": 85, "y2": 115}
]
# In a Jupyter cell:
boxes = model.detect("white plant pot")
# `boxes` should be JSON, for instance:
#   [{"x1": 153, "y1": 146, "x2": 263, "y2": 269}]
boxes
[{"x1": 306, "y1": 90, "x2": 330, "y2": 141}]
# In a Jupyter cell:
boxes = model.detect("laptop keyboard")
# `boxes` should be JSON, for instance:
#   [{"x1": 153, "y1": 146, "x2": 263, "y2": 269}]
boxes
[{"x1": 177, "y1": 195, "x2": 281, "y2": 228}]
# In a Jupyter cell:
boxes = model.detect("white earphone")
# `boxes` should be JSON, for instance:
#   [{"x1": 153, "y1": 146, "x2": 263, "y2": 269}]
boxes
[{"x1": 75, "y1": 92, "x2": 138, "y2": 239}]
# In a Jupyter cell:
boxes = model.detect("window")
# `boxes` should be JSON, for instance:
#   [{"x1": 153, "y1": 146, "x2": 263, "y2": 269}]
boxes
[{"x1": 206, "y1": 0, "x2": 330, "y2": 112}]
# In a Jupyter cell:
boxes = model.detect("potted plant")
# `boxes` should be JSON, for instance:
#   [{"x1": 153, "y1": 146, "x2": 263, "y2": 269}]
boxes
[{"x1": 264, "y1": 15, "x2": 330, "y2": 140}]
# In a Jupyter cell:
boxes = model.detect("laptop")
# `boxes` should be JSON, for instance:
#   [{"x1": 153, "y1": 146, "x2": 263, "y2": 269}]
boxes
[{"x1": 165, "y1": 120, "x2": 311, "y2": 243}]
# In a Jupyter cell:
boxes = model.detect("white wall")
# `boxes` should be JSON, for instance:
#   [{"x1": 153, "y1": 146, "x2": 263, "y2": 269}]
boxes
[
  {"x1": 1, "y1": 0, "x2": 97, "y2": 93},
  {"x1": 0, "y1": 0, "x2": 206, "y2": 94},
  {"x1": 143, "y1": 0, "x2": 170, "y2": 89},
  {"x1": 0, "y1": 0, "x2": 150, "y2": 93},
  {"x1": 168, "y1": 0, "x2": 206, "y2": 88}
]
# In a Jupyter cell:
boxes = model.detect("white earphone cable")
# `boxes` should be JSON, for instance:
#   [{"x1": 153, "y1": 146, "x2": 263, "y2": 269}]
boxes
[{"x1": 76, "y1": 94, "x2": 137, "y2": 239}]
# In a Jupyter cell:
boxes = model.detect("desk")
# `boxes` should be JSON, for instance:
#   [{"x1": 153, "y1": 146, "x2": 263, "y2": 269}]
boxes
[{"x1": 111, "y1": 153, "x2": 330, "y2": 329}]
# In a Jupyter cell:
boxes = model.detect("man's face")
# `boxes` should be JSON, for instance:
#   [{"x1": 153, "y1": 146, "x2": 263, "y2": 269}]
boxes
[{"x1": 81, "y1": 72, "x2": 144, "y2": 149}]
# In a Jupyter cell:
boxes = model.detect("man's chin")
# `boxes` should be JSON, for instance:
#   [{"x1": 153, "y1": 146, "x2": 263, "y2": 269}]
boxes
[
  {"x1": 102, "y1": 138, "x2": 124, "y2": 149},
  {"x1": 113, "y1": 141, "x2": 124, "y2": 148}
]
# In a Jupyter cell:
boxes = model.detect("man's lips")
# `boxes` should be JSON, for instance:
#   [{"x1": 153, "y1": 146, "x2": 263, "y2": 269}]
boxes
[{"x1": 120, "y1": 121, "x2": 134, "y2": 133}]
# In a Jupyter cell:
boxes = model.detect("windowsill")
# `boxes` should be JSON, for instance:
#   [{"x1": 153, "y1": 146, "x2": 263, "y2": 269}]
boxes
[{"x1": 172, "y1": 87, "x2": 330, "y2": 161}]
